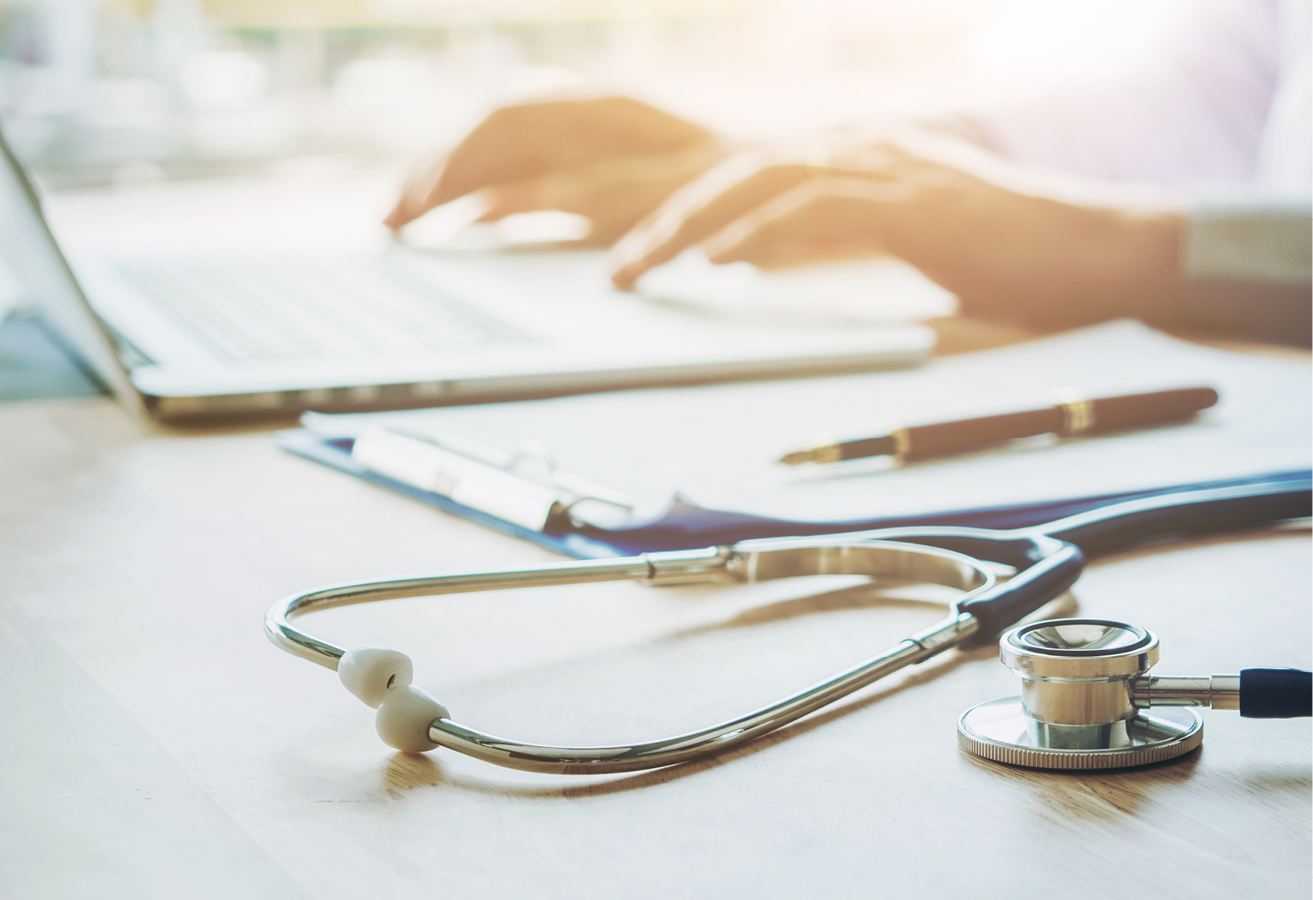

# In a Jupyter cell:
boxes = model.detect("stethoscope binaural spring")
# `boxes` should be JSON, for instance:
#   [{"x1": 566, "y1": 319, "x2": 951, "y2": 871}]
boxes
[{"x1": 265, "y1": 478, "x2": 1311, "y2": 775}]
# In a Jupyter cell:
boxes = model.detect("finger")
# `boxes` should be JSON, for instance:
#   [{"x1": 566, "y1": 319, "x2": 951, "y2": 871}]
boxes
[
  {"x1": 473, "y1": 171, "x2": 613, "y2": 227},
  {"x1": 387, "y1": 112, "x2": 543, "y2": 229},
  {"x1": 424, "y1": 104, "x2": 571, "y2": 210},
  {"x1": 431, "y1": 97, "x2": 710, "y2": 211},
  {"x1": 393, "y1": 157, "x2": 616, "y2": 231},
  {"x1": 476, "y1": 147, "x2": 726, "y2": 245},
  {"x1": 607, "y1": 154, "x2": 813, "y2": 289},
  {"x1": 388, "y1": 97, "x2": 714, "y2": 231},
  {"x1": 475, "y1": 178, "x2": 550, "y2": 222},
  {"x1": 704, "y1": 180, "x2": 893, "y2": 267},
  {"x1": 384, "y1": 102, "x2": 616, "y2": 230},
  {"x1": 384, "y1": 155, "x2": 450, "y2": 230}
]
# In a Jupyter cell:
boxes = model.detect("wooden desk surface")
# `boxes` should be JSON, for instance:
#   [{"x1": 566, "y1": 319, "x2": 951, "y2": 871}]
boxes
[{"x1": 1, "y1": 353, "x2": 1309, "y2": 899}]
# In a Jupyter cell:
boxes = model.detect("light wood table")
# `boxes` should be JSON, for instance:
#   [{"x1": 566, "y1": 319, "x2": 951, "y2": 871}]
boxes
[{"x1": 1, "y1": 334, "x2": 1309, "y2": 899}]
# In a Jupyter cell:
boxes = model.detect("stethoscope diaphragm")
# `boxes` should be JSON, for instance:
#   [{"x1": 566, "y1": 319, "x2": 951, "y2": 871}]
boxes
[{"x1": 958, "y1": 618, "x2": 1309, "y2": 770}]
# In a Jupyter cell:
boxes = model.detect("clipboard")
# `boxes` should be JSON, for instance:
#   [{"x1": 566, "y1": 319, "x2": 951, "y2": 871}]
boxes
[
  {"x1": 275, "y1": 423, "x2": 1311, "y2": 558},
  {"x1": 278, "y1": 322, "x2": 1313, "y2": 559}
]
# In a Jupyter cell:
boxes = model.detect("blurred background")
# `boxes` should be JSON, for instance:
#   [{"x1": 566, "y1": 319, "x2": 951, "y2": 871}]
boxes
[{"x1": 0, "y1": 0, "x2": 1151, "y2": 189}]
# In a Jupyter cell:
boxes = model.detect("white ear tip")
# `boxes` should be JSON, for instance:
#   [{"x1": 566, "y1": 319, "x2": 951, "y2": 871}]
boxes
[
  {"x1": 338, "y1": 647, "x2": 414, "y2": 708},
  {"x1": 375, "y1": 685, "x2": 449, "y2": 752}
]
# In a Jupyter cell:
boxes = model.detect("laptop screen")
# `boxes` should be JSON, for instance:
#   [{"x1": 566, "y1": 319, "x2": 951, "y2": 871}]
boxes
[{"x1": 0, "y1": 121, "x2": 142, "y2": 414}]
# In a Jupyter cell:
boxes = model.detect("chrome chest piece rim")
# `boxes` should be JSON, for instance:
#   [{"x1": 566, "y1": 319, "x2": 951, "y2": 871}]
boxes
[
  {"x1": 958, "y1": 618, "x2": 1204, "y2": 770},
  {"x1": 957, "y1": 700, "x2": 1203, "y2": 770}
]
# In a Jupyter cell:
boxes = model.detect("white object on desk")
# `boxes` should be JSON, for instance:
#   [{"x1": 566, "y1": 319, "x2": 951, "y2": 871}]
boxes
[
  {"x1": 351, "y1": 426, "x2": 566, "y2": 531},
  {"x1": 350, "y1": 425, "x2": 636, "y2": 530},
  {"x1": 307, "y1": 321, "x2": 1312, "y2": 527}
]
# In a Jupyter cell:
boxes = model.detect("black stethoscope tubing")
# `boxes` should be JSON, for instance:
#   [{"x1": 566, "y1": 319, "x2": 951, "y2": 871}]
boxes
[{"x1": 870, "y1": 475, "x2": 1310, "y2": 640}]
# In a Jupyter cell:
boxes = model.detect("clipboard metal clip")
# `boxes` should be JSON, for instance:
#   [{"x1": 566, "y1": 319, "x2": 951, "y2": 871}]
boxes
[{"x1": 350, "y1": 426, "x2": 634, "y2": 532}]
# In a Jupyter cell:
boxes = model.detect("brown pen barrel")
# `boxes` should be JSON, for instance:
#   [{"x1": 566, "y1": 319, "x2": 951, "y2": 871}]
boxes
[
  {"x1": 1086, "y1": 387, "x2": 1219, "y2": 433},
  {"x1": 897, "y1": 387, "x2": 1219, "y2": 462},
  {"x1": 901, "y1": 408, "x2": 1062, "y2": 461}
]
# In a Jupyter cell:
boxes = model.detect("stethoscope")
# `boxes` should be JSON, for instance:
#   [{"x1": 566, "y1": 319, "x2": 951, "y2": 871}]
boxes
[{"x1": 265, "y1": 477, "x2": 1311, "y2": 775}]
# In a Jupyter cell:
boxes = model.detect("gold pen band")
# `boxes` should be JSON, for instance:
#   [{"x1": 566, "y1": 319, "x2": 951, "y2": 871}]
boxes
[
  {"x1": 1055, "y1": 394, "x2": 1097, "y2": 437},
  {"x1": 890, "y1": 427, "x2": 911, "y2": 465}
]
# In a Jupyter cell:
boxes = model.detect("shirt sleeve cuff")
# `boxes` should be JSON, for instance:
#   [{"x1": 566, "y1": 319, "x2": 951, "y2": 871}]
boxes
[
  {"x1": 1185, "y1": 196, "x2": 1311, "y2": 284},
  {"x1": 1181, "y1": 196, "x2": 1312, "y2": 346}
]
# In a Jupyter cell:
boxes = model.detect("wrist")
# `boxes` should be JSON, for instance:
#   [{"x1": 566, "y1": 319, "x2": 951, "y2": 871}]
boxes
[{"x1": 1105, "y1": 207, "x2": 1187, "y2": 324}]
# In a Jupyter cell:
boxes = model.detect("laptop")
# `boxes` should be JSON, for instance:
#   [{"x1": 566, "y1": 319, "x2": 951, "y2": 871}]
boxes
[{"x1": 0, "y1": 124, "x2": 935, "y2": 422}]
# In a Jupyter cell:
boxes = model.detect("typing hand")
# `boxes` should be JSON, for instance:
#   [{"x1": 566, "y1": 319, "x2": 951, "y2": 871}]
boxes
[
  {"x1": 606, "y1": 139, "x2": 878, "y2": 288},
  {"x1": 384, "y1": 96, "x2": 729, "y2": 244},
  {"x1": 608, "y1": 131, "x2": 1185, "y2": 329}
]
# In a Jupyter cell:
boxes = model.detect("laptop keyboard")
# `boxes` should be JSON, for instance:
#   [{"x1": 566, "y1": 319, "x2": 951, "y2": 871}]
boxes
[{"x1": 116, "y1": 259, "x2": 522, "y2": 361}]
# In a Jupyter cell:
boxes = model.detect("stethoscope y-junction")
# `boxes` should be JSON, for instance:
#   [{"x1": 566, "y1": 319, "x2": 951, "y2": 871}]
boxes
[{"x1": 266, "y1": 477, "x2": 1311, "y2": 775}]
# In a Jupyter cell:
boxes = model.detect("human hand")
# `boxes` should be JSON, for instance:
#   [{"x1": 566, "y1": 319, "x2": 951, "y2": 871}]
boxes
[
  {"x1": 608, "y1": 132, "x2": 1186, "y2": 329},
  {"x1": 384, "y1": 96, "x2": 729, "y2": 243}
]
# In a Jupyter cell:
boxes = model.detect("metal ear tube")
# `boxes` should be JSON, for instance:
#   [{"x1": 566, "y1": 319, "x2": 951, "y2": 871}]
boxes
[{"x1": 958, "y1": 619, "x2": 1313, "y2": 770}]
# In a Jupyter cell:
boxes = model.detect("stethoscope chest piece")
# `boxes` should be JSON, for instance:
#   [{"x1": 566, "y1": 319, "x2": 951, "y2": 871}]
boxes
[{"x1": 958, "y1": 619, "x2": 1204, "y2": 770}]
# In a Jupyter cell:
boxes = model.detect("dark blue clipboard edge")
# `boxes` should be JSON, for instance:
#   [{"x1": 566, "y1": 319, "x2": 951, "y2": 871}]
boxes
[{"x1": 279, "y1": 428, "x2": 1312, "y2": 560}]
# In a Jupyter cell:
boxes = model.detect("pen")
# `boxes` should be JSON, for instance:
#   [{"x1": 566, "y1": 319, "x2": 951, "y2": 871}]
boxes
[{"x1": 778, "y1": 386, "x2": 1220, "y2": 466}]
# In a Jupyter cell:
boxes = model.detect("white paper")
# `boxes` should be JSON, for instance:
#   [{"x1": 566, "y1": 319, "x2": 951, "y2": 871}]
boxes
[{"x1": 303, "y1": 322, "x2": 1312, "y2": 525}]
